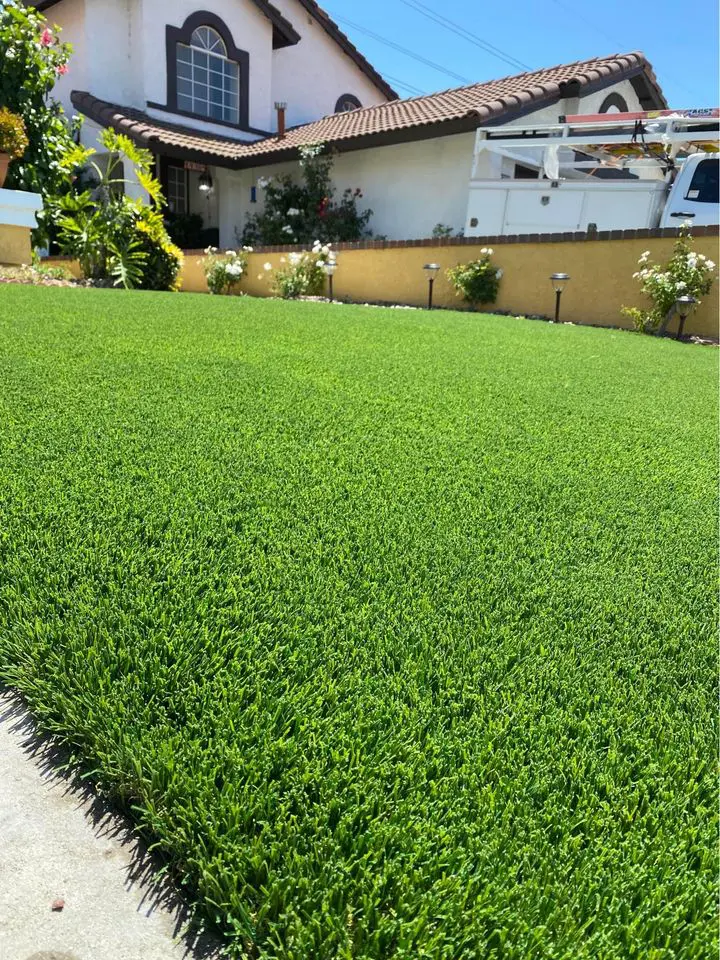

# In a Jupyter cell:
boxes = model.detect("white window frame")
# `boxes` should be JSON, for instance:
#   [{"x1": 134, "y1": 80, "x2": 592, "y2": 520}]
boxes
[{"x1": 176, "y1": 26, "x2": 240, "y2": 125}]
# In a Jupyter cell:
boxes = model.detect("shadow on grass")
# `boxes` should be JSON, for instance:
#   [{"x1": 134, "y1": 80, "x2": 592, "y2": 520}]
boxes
[{"x1": 0, "y1": 685, "x2": 226, "y2": 960}]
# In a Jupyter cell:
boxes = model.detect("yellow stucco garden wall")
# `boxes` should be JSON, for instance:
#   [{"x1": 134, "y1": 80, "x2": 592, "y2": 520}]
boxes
[
  {"x1": 177, "y1": 235, "x2": 719, "y2": 339},
  {"x1": 46, "y1": 233, "x2": 719, "y2": 339},
  {"x1": 0, "y1": 224, "x2": 32, "y2": 266}
]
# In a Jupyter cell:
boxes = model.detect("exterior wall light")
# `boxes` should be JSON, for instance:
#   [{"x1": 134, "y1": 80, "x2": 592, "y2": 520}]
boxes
[
  {"x1": 323, "y1": 261, "x2": 337, "y2": 300},
  {"x1": 550, "y1": 273, "x2": 570, "y2": 322},
  {"x1": 424, "y1": 263, "x2": 440, "y2": 309},
  {"x1": 674, "y1": 295, "x2": 697, "y2": 339},
  {"x1": 198, "y1": 171, "x2": 214, "y2": 194}
]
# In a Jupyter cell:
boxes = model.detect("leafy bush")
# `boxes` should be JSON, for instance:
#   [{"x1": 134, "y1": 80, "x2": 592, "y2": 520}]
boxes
[
  {"x1": 0, "y1": 1, "x2": 79, "y2": 243},
  {"x1": 271, "y1": 241, "x2": 336, "y2": 298},
  {"x1": 241, "y1": 144, "x2": 372, "y2": 245},
  {"x1": 0, "y1": 107, "x2": 29, "y2": 160},
  {"x1": 52, "y1": 129, "x2": 182, "y2": 290},
  {"x1": 432, "y1": 223, "x2": 455, "y2": 239},
  {"x1": 136, "y1": 215, "x2": 183, "y2": 292},
  {"x1": 622, "y1": 227, "x2": 716, "y2": 333},
  {"x1": 447, "y1": 247, "x2": 503, "y2": 306},
  {"x1": 202, "y1": 247, "x2": 251, "y2": 295}
]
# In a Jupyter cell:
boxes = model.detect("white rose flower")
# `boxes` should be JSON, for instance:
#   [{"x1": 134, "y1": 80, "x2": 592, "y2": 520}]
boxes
[
  {"x1": 321, "y1": 244, "x2": 330, "y2": 255},
  {"x1": 242, "y1": 246, "x2": 254, "y2": 252},
  {"x1": 706, "y1": 260, "x2": 716, "y2": 270},
  {"x1": 487, "y1": 248, "x2": 494, "y2": 256},
  {"x1": 480, "y1": 247, "x2": 488, "y2": 254},
  {"x1": 496, "y1": 268, "x2": 503, "y2": 278},
  {"x1": 282, "y1": 224, "x2": 293, "y2": 234},
  {"x1": 317, "y1": 260, "x2": 325, "y2": 268},
  {"x1": 263, "y1": 262, "x2": 272, "y2": 271}
]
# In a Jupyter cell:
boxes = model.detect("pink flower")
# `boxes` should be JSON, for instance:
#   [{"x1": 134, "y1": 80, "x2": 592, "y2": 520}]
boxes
[
  {"x1": 40, "y1": 28, "x2": 54, "y2": 46},
  {"x1": 56, "y1": 63, "x2": 68, "y2": 75}
]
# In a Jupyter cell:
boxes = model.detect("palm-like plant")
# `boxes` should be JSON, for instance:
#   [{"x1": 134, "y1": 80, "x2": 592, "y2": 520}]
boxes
[{"x1": 53, "y1": 129, "x2": 177, "y2": 289}]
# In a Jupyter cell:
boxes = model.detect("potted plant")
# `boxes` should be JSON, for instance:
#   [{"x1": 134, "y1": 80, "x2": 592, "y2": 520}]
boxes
[{"x1": 0, "y1": 107, "x2": 29, "y2": 188}]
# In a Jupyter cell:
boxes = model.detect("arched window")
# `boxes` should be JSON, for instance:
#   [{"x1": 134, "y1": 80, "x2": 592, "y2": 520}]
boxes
[
  {"x1": 335, "y1": 93, "x2": 362, "y2": 113},
  {"x1": 166, "y1": 12, "x2": 249, "y2": 128},
  {"x1": 177, "y1": 25, "x2": 239, "y2": 123}
]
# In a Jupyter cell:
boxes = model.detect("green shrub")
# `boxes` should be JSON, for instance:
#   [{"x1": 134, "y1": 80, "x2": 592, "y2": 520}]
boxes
[
  {"x1": 53, "y1": 129, "x2": 181, "y2": 291},
  {"x1": 270, "y1": 242, "x2": 335, "y2": 298},
  {"x1": 202, "y1": 247, "x2": 250, "y2": 295},
  {"x1": 621, "y1": 227, "x2": 716, "y2": 333},
  {"x1": 136, "y1": 218, "x2": 183, "y2": 292},
  {"x1": 0, "y1": 107, "x2": 29, "y2": 160},
  {"x1": 447, "y1": 248, "x2": 502, "y2": 307}
]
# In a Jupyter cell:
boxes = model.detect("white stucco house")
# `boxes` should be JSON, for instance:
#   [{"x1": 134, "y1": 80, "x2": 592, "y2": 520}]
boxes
[{"x1": 29, "y1": 0, "x2": 667, "y2": 245}]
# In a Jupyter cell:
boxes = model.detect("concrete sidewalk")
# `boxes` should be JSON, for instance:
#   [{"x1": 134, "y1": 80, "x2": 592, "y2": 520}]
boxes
[{"x1": 0, "y1": 689, "x2": 223, "y2": 960}]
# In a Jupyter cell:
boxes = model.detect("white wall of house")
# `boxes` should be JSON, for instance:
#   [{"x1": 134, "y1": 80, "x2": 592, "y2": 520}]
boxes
[
  {"x1": 214, "y1": 77, "x2": 649, "y2": 245},
  {"x1": 47, "y1": 0, "x2": 392, "y2": 144},
  {"x1": 47, "y1": 0, "x2": 87, "y2": 117},
  {"x1": 270, "y1": 0, "x2": 390, "y2": 127}
]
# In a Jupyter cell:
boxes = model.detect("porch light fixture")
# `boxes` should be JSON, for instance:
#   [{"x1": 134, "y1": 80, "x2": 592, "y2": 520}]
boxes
[
  {"x1": 550, "y1": 272, "x2": 570, "y2": 322},
  {"x1": 198, "y1": 170, "x2": 214, "y2": 194},
  {"x1": 424, "y1": 263, "x2": 441, "y2": 309},
  {"x1": 674, "y1": 294, "x2": 697, "y2": 339},
  {"x1": 323, "y1": 260, "x2": 337, "y2": 300}
]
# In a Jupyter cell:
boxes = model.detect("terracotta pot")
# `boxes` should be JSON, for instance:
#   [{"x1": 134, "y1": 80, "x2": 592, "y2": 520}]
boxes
[{"x1": 0, "y1": 153, "x2": 9, "y2": 189}]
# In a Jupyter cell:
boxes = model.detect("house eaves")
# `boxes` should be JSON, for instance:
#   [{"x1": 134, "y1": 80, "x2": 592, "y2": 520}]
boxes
[{"x1": 70, "y1": 52, "x2": 667, "y2": 170}]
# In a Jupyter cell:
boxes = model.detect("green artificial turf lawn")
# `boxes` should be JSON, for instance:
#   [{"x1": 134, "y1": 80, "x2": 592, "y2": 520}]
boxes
[{"x1": 0, "y1": 286, "x2": 716, "y2": 959}]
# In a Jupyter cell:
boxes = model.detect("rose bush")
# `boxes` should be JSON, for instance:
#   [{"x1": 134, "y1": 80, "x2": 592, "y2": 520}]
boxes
[
  {"x1": 202, "y1": 247, "x2": 251, "y2": 295},
  {"x1": 241, "y1": 144, "x2": 371, "y2": 246},
  {"x1": 446, "y1": 248, "x2": 503, "y2": 307},
  {"x1": 622, "y1": 227, "x2": 716, "y2": 334},
  {"x1": 269, "y1": 241, "x2": 337, "y2": 299}
]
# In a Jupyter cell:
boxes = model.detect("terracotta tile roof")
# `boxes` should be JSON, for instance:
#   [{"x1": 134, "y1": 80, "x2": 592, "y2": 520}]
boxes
[{"x1": 71, "y1": 52, "x2": 666, "y2": 169}]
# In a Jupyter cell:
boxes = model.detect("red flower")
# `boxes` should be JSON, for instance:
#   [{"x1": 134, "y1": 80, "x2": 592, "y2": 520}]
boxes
[
  {"x1": 56, "y1": 63, "x2": 68, "y2": 75},
  {"x1": 40, "y1": 28, "x2": 54, "y2": 46}
]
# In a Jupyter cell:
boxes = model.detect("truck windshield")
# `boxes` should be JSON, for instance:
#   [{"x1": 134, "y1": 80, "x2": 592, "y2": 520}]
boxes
[{"x1": 685, "y1": 158, "x2": 719, "y2": 203}]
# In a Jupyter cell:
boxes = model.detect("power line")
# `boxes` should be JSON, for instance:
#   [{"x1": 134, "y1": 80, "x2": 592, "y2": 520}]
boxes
[
  {"x1": 397, "y1": 0, "x2": 531, "y2": 73},
  {"x1": 383, "y1": 73, "x2": 427, "y2": 97},
  {"x1": 545, "y1": 0, "x2": 707, "y2": 103},
  {"x1": 327, "y1": 11, "x2": 473, "y2": 85}
]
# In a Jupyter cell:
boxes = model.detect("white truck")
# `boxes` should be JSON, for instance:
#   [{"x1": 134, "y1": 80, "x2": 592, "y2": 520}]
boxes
[{"x1": 465, "y1": 109, "x2": 719, "y2": 236}]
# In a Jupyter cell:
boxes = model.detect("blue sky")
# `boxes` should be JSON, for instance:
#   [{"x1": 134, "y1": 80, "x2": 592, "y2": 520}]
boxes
[{"x1": 325, "y1": 0, "x2": 719, "y2": 109}]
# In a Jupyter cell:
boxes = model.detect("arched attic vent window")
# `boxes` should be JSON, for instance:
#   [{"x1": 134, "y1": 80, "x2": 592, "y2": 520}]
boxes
[
  {"x1": 167, "y1": 12, "x2": 250, "y2": 128},
  {"x1": 598, "y1": 92, "x2": 629, "y2": 114},
  {"x1": 335, "y1": 94, "x2": 362, "y2": 113}
]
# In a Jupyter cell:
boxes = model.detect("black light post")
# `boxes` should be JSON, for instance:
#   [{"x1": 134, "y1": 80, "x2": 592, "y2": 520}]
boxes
[
  {"x1": 323, "y1": 261, "x2": 337, "y2": 300},
  {"x1": 424, "y1": 263, "x2": 440, "y2": 309},
  {"x1": 550, "y1": 273, "x2": 570, "y2": 322},
  {"x1": 674, "y1": 295, "x2": 697, "y2": 339}
]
